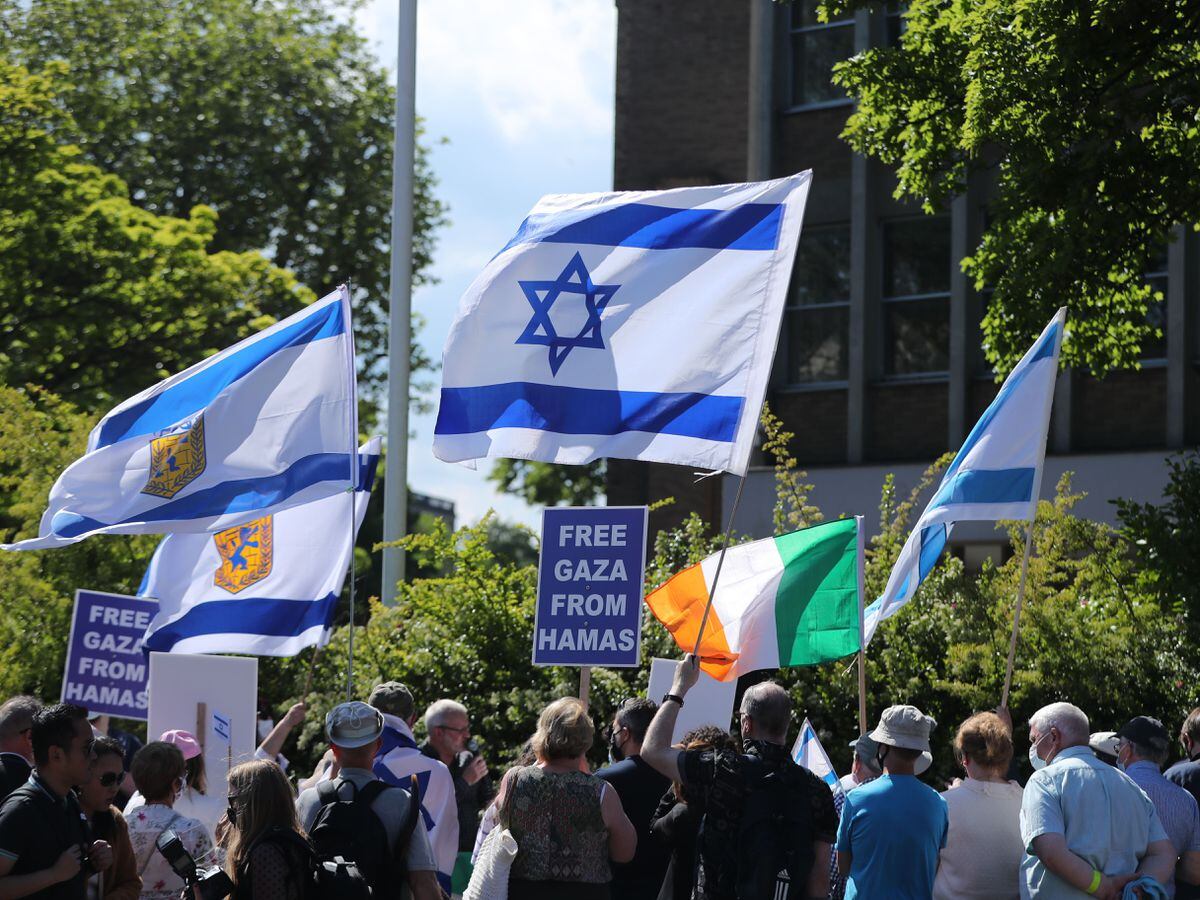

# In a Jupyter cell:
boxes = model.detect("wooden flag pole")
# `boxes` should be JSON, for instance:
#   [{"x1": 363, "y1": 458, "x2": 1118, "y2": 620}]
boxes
[
  {"x1": 691, "y1": 475, "x2": 748, "y2": 658},
  {"x1": 302, "y1": 644, "x2": 322, "y2": 700},
  {"x1": 1001, "y1": 525, "x2": 1035, "y2": 708},
  {"x1": 579, "y1": 666, "x2": 591, "y2": 709},
  {"x1": 855, "y1": 515, "x2": 868, "y2": 735}
]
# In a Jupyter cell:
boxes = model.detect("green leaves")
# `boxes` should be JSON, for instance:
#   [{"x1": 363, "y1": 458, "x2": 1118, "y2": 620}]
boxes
[{"x1": 831, "y1": 0, "x2": 1200, "y2": 375}]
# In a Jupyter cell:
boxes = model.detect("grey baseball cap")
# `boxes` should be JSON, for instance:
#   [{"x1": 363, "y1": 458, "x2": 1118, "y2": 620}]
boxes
[{"x1": 325, "y1": 701, "x2": 384, "y2": 749}]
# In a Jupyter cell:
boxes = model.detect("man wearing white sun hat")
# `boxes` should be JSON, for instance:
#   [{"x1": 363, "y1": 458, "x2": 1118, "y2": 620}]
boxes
[{"x1": 836, "y1": 704, "x2": 949, "y2": 899}]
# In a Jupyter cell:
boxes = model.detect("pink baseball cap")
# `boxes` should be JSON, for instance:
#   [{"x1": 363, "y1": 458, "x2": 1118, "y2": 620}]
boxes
[{"x1": 160, "y1": 729, "x2": 202, "y2": 760}]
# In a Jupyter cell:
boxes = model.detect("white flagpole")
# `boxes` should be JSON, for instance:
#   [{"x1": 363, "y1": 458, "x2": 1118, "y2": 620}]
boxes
[
  {"x1": 382, "y1": 0, "x2": 417, "y2": 605},
  {"x1": 1000, "y1": 309, "x2": 1067, "y2": 707},
  {"x1": 344, "y1": 282, "x2": 360, "y2": 700},
  {"x1": 855, "y1": 515, "x2": 867, "y2": 735}
]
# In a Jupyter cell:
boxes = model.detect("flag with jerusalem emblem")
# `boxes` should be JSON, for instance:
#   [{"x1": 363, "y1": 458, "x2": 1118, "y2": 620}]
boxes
[
  {"x1": 138, "y1": 438, "x2": 380, "y2": 657},
  {"x1": 2, "y1": 287, "x2": 358, "y2": 551}
]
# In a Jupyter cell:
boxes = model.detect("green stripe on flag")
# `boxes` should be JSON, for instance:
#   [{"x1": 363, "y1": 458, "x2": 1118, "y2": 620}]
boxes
[{"x1": 773, "y1": 518, "x2": 861, "y2": 667}]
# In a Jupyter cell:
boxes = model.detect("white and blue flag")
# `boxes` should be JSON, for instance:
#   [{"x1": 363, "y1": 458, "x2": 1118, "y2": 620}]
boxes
[
  {"x1": 433, "y1": 173, "x2": 813, "y2": 475},
  {"x1": 137, "y1": 438, "x2": 379, "y2": 657},
  {"x1": 864, "y1": 308, "x2": 1067, "y2": 644},
  {"x1": 792, "y1": 717, "x2": 842, "y2": 798},
  {"x1": 3, "y1": 287, "x2": 358, "y2": 550}
]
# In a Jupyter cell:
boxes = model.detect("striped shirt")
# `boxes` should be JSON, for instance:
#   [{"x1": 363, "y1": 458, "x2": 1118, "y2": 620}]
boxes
[{"x1": 1125, "y1": 760, "x2": 1200, "y2": 895}]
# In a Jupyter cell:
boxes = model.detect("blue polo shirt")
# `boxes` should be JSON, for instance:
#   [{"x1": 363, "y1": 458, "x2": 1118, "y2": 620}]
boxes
[{"x1": 835, "y1": 773, "x2": 948, "y2": 899}]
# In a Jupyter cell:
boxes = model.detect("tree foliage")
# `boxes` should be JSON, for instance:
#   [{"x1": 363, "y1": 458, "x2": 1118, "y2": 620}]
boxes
[
  {"x1": 0, "y1": 61, "x2": 316, "y2": 409},
  {"x1": 487, "y1": 459, "x2": 606, "y2": 508},
  {"x1": 825, "y1": 0, "x2": 1200, "y2": 374},
  {"x1": 2, "y1": 0, "x2": 448, "y2": 410}
]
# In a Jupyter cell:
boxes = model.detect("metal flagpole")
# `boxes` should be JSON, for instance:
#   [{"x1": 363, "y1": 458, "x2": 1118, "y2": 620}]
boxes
[
  {"x1": 345, "y1": 280, "x2": 360, "y2": 701},
  {"x1": 855, "y1": 515, "x2": 867, "y2": 735},
  {"x1": 382, "y1": 0, "x2": 417, "y2": 606},
  {"x1": 691, "y1": 474, "x2": 748, "y2": 658}
]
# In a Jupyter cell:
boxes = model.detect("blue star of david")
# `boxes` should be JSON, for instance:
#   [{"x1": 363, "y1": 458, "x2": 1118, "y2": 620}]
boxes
[{"x1": 515, "y1": 252, "x2": 620, "y2": 375}]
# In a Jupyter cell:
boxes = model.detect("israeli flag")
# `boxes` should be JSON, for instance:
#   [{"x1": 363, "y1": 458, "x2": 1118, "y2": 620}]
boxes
[
  {"x1": 433, "y1": 173, "x2": 812, "y2": 475},
  {"x1": 137, "y1": 438, "x2": 379, "y2": 657},
  {"x1": 3, "y1": 287, "x2": 358, "y2": 551},
  {"x1": 792, "y1": 717, "x2": 842, "y2": 798},
  {"x1": 864, "y1": 308, "x2": 1067, "y2": 644}
]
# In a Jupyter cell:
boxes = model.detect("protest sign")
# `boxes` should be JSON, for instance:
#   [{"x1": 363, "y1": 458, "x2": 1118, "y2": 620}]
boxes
[
  {"x1": 61, "y1": 590, "x2": 158, "y2": 720},
  {"x1": 148, "y1": 652, "x2": 257, "y2": 800},
  {"x1": 533, "y1": 506, "x2": 647, "y2": 667},
  {"x1": 647, "y1": 656, "x2": 737, "y2": 744}
]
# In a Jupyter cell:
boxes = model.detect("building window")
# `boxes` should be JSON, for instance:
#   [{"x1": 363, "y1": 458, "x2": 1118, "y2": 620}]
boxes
[
  {"x1": 788, "y1": 0, "x2": 855, "y2": 108},
  {"x1": 882, "y1": 216, "x2": 951, "y2": 376},
  {"x1": 786, "y1": 225, "x2": 851, "y2": 383},
  {"x1": 885, "y1": 1, "x2": 907, "y2": 47},
  {"x1": 1142, "y1": 246, "x2": 1168, "y2": 361}
]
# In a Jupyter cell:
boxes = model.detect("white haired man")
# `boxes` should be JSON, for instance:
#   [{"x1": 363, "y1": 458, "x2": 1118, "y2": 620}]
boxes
[
  {"x1": 419, "y1": 698, "x2": 494, "y2": 891},
  {"x1": 1022, "y1": 701, "x2": 1176, "y2": 898}
]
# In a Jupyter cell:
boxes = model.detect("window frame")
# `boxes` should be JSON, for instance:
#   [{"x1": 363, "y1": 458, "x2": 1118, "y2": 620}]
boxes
[
  {"x1": 784, "y1": 2, "x2": 856, "y2": 113},
  {"x1": 880, "y1": 215, "x2": 952, "y2": 379},
  {"x1": 783, "y1": 223, "x2": 852, "y2": 388}
]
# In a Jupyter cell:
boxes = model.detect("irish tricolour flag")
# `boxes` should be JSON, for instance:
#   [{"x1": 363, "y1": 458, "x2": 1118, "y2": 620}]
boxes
[{"x1": 645, "y1": 518, "x2": 863, "y2": 681}]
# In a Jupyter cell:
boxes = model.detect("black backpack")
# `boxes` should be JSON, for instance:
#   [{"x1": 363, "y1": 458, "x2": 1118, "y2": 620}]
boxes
[
  {"x1": 308, "y1": 776, "x2": 421, "y2": 900},
  {"x1": 721, "y1": 755, "x2": 817, "y2": 900},
  {"x1": 700, "y1": 758, "x2": 820, "y2": 897}
]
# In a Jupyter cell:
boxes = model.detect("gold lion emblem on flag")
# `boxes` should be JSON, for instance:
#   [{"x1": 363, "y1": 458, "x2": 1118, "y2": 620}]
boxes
[
  {"x1": 213, "y1": 516, "x2": 274, "y2": 594},
  {"x1": 142, "y1": 416, "x2": 207, "y2": 499}
]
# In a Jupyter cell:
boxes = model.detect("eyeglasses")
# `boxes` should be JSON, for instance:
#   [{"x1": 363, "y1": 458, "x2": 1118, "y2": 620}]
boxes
[
  {"x1": 438, "y1": 725, "x2": 470, "y2": 735},
  {"x1": 97, "y1": 771, "x2": 125, "y2": 788}
]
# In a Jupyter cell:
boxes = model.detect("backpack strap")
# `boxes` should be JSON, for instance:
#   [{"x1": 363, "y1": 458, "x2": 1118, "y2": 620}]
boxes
[
  {"x1": 397, "y1": 775, "x2": 420, "y2": 853},
  {"x1": 355, "y1": 779, "x2": 392, "y2": 808},
  {"x1": 316, "y1": 778, "x2": 344, "y2": 807}
]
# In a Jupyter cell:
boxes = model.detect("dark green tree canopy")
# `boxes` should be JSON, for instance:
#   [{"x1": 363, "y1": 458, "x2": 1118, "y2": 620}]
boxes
[
  {"x1": 0, "y1": 61, "x2": 315, "y2": 410},
  {"x1": 826, "y1": 0, "x2": 1200, "y2": 374},
  {"x1": 3, "y1": 0, "x2": 447, "y2": 409}
]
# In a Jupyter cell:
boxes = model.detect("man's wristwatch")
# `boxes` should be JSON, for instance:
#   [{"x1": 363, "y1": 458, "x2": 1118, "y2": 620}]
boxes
[{"x1": 662, "y1": 693, "x2": 684, "y2": 707}]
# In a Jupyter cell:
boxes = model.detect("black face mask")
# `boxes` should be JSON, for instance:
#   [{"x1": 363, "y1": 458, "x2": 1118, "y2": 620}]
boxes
[
  {"x1": 609, "y1": 731, "x2": 626, "y2": 763},
  {"x1": 226, "y1": 805, "x2": 238, "y2": 828}
]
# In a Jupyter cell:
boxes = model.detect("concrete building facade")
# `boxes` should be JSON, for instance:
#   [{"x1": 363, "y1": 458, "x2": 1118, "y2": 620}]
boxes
[{"x1": 607, "y1": 0, "x2": 1199, "y2": 556}]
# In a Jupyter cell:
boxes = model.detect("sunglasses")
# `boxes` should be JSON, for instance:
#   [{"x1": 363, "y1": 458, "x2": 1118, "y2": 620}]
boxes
[{"x1": 97, "y1": 771, "x2": 124, "y2": 788}]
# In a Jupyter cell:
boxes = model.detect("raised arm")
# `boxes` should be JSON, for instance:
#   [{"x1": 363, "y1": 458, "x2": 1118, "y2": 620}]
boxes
[{"x1": 640, "y1": 654, "x2": 700, "y2": 783}]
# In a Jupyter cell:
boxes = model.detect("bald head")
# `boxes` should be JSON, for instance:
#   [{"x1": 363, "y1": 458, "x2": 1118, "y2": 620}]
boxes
[{"x1": 739, "y1": 682, "x2": 792, "y2": 744}]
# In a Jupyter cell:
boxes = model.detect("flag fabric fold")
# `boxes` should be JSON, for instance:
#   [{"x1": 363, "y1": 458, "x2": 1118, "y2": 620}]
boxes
[
  {"x1": 645, "y1": 517, "x2": 861, "y2": 682},
  {"x1": 792, "y1": 718, "x2": 843, "y2": 798},
  {"x1": 863, "y1": 308, "x2": 1067, "y2": 644},
  {"x1": 433, "y1": 173, "x2": 813, "y2": 476},
  {"x1": 3, "y1": 287, "x2": 358, "y2": 551},
  {"x1": 138, "y1": 438, "x2": 380, "y2": 657}
]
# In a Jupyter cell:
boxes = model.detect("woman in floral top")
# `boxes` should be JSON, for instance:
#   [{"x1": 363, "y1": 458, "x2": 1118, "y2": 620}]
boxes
[{"x1": 126, "y1": 742, "x2": 215, "y2": 900}]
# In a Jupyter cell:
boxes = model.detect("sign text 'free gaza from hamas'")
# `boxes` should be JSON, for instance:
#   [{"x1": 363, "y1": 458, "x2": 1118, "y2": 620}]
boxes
[
  {"x1": 61, "y1": 589, "x2": 159, "y2": 720},
  {"x1": 533, "y1": 506, "x2": 648, "y2": 667}
]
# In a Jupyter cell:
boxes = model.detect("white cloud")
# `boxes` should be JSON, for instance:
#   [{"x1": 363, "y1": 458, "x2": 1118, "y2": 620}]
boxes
[{"x1": 359, "y1": 0, "x2": 615, "y2": 146}]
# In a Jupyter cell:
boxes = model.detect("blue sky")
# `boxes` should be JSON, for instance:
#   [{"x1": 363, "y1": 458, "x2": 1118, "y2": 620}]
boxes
[{"x1": 354, "y1": 0, "x2": 617, "y2": 529}]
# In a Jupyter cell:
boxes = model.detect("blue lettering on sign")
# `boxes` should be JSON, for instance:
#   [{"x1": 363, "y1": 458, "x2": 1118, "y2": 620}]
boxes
[
  {"x1": 532, "y1": 507, "x2": 648, "y2": 668},
  {"x1": 62, "y1": 590, "x2": 159, "y2": 721}
]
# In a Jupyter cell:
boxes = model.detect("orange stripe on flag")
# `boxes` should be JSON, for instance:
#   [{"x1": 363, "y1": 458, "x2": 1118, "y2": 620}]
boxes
[{"x1": 645, "y1": 563, "x2": 739, "y2": 681}]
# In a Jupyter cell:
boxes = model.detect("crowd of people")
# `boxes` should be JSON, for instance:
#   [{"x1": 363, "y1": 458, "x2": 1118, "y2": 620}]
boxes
[{"x1": 0, "y1": 659, "x2": 1197, "y2": 899}]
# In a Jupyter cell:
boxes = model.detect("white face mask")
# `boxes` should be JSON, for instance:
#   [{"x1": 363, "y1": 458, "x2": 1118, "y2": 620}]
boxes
[
  {"x1": 1029, "y1": 731, "x2": 1051, "y2": 771},
  {"x1": 257, "y1": 718, "x2": 274, "y2": 742}
]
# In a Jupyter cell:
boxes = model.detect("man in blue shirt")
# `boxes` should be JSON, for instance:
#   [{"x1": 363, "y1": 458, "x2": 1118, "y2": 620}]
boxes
[
  {"x1": 1115, "y1": 716, "x2": 1200, "y2": 898},
  {"x1": 1021, "y1": 701, "x2": 1176, "y2": 899},
  {"x1": 835, "y1": 704, "x2": 948, "y2": 899}
]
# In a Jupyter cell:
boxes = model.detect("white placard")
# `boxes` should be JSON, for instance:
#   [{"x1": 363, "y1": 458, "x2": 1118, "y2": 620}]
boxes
[
  {"x1": 647, "y1": 656, "x2": 737, "y2": 745},
  {"x1": 148, "y1": 652, "x2": 257, "y2": 801}
]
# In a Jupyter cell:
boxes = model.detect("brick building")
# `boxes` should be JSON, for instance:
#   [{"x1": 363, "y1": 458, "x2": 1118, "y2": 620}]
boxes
[{"x1": 606, "y1": 0, "x2": 1199, "y2": 561}]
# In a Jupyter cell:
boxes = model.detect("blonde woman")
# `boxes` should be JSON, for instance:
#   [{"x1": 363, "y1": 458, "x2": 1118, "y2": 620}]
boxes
[
  {"x1": 933, "y1": 711, "x2": 1024, "y2": 900},
  {"x1": 495, "y1": 698, "x2": 636, "y2": 900},
  {"x1": 219, "y1": 759, "x2": 310, "y2": 900}
]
